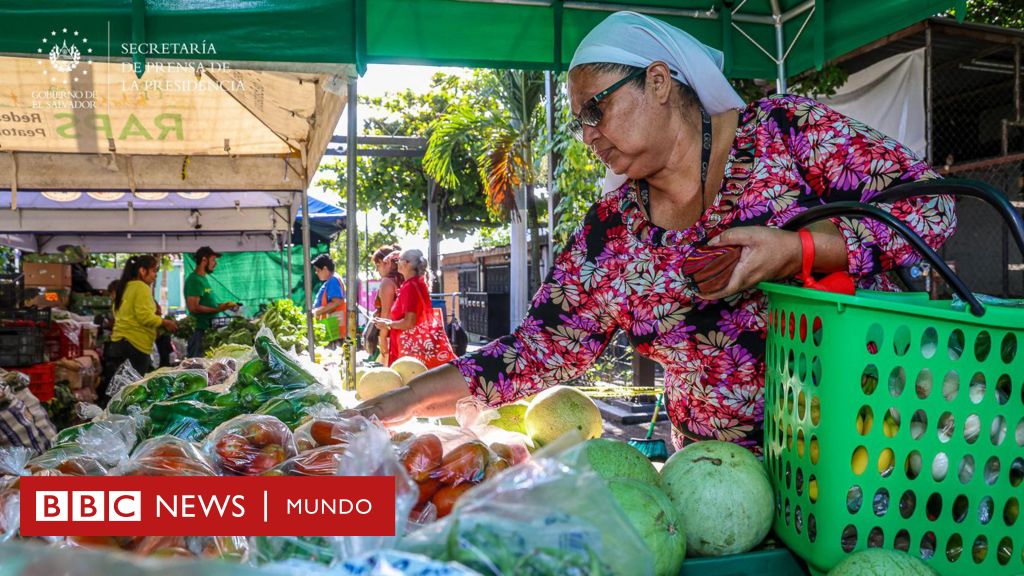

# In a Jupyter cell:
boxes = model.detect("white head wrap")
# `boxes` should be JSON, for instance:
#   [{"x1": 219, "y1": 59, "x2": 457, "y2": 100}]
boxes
[{"x1": 569, "y1": 11, "x2": 745, "y2": 191}]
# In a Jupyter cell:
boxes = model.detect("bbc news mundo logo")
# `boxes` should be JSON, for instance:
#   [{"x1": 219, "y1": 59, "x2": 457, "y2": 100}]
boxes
[
  {"x1": 35, "y1": 491, "x2": 141, "y2": 522},
  {"x1": 37, "y1": 27, "x2": 95, "y2": 85}
]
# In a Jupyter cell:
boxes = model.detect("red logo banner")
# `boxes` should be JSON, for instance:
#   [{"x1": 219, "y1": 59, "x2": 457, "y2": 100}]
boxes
[{"x1": 19, "y1": 476, "x2": 396, "y2": 536}]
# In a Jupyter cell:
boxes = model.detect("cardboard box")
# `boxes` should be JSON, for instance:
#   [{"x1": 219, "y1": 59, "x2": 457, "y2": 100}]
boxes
[{"x1": 23, "y1": 263, "x2": 71, "y2": 289}]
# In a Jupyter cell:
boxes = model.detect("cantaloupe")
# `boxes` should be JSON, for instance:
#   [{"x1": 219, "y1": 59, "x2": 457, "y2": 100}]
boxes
[
  {"x1": 524, "y1": 386, "x2": 603, "y2": 447},
  {"x1": 391, "y1": 356, "x2": 428, "y2": 385},
  {"x1": 356, "y1": 367, "x2": 403, "y2": 401}
]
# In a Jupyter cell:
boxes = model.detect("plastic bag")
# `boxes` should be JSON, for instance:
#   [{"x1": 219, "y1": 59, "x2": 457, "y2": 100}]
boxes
[
  {"x1": 293, "y1": 409, "x2": 373, "y2": 451},
  {"x1": 399, "y1": 456, "x2": 654, "y2": 576},
  {"x1": 0, "y1": 540, "x2": 308, "y2": 576},
  {"x1": 105, "y1": 361, "x2": 143, "y2": 399},
  {"x1": 114, "y1": 435, "x2": 217, "y2": 476},
  {"x1": 267, "y1": 445, "x2": 348, "y2": 476},
  {"x1": 180, "y1": 354, "x2": 249, "y2": 388},
  {"x1": 334, "y1": 421, "x2": 419, "y2": 562},
  {"x1": 144, "y1": 400, "x2": 243, "y2": 442},
  {"x1": 107, "y1": 369, "x2": 209, "y2": 415},
  {"x1": 204, "y1": 415, "x2": 297, "y2": 476},
  {"x1": 454, "y1": 397, "x2": 534, "y2": 450},
  {"x1": 27, "y1": 413, "x2": 137, "y2": 475},
  {"x1": 253, "y1": 386, "x2": 341, "y2": 430},
  {"x1": 332, "y1": 550, "x2": 482, "y2": 575}
]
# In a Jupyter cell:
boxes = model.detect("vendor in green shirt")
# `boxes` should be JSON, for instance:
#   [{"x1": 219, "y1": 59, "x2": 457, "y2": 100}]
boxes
[{"x1": 184, "y1": 246, "x2": 238, "y2": 358}]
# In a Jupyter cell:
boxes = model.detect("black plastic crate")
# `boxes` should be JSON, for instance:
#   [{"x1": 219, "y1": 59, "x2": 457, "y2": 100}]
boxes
[
  {"x1": 0, "y1": 307, "x2": 51, "y2": 324},
  {"x1": 0, "y1": 274, "x2": 23, "y2": 309},
  {"x1": 0, "y1": 327, "x2": 44, "y2": 367}
]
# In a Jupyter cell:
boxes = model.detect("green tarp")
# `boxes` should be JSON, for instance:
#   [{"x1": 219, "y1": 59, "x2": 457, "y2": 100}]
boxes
[
  {"x1": 0, "y1": 1, "x2": 962, "y2": 79},
  {"x1": 183, "y1": 244, "x2": 327, "y2": 316}
]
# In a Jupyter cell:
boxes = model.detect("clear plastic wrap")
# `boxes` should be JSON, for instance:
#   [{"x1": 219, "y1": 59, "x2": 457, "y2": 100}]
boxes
[
  {"x1": 252, "y1": 386, "x2": 341, "y2": 430},
  {"x1": 114, "y1": 435, "x2": 217, "y2": 476},
  {"x1": 0, "y1": 540, "x2": 309, "y2": 576},
  {"x1": 293, "y1": 410, "x2": 373, "y2": 452},
  {"x1": 399, "y1": 456, "x2": 654, "y2": 576},
  {"x1": 335, "y1": 422, "x2": 420, "y2": 561},
  {"x1": 143, "y1": 400, "x2": 243, "y2": 442},
  {"x1": 204, "y1": 415, "x2": 297, "y2": 476},
  {"x1": 329, "y1": 550, "x2": 481, "y2": 575},
  {"x1": 26, "y1": 413, "x2": 137, "y2": 475},
  {"x1": 105, "y1": 361, "x2": 143, "y2": 399},
  {"x1": 106, "y1": 369, "x2": 209, "y2": 416},
  {"x1": 267, "y1": 445, "x2": 348, "y2": 476}
]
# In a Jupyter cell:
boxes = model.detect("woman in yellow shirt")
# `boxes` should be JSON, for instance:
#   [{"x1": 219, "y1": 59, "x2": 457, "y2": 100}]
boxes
[{"x1": 109, "y1": 255, "x2": 178, "y2": 376}]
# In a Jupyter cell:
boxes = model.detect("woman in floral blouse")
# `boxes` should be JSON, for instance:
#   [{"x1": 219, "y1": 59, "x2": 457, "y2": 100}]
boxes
[{"x1": 357, "y1": 12, "x2": 956, "y2": 453}]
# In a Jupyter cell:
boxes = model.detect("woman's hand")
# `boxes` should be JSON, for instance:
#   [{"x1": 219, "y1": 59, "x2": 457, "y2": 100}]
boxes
[
  {"x1": 161, "y1": 318, "x2": 178, "y2": 333},
  {"x1": 354, "y1": 386, "x2": 417, "y2": 426},
  {"x1": 697, "y1": 226, "x2": 802, "y2": 300},
  {"x1": 372, "y1": 317, "x2": 393, "y2": 329}
]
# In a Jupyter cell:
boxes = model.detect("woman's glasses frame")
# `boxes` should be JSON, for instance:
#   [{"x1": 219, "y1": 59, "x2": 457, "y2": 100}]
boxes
[{"x1": 568, "y1": 68, "x2": 647, "y2": 141}]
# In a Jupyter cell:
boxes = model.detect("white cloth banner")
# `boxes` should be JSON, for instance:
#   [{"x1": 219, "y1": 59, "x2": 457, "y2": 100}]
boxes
[{"x1": 819, "y1": 48, "x2": 927, "y2": 159}]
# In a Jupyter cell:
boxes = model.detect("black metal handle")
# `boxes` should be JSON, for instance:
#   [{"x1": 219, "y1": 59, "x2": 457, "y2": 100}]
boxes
[
  {"x1": 865, "y1": 178, "x2": 1024, "y2": 256},
  {"x1": 782, "y1": 201, "x2": 985, "y2": 317}
]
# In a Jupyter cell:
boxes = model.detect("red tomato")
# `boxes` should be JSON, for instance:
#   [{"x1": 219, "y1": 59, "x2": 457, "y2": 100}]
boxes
[
  {"x1": 402, "y1": 434, "x2": 443, "y2": 482},
  {"x1": 431, "y1": 483, "x2": 474, "y2": 518},
  {"x1": 431, "y1": 441, "x2": 489, "y2": 485}
]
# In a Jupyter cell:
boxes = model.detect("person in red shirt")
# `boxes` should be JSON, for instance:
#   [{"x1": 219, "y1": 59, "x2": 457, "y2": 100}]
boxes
[{"x1": 373, "y1": 249, "x2": 454, "y2": 369}]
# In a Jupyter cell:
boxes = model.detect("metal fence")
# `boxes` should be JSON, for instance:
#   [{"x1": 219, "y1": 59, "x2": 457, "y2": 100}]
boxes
[{"x1": 928, "y1": 22, "x2": 1024, "y2": 297}]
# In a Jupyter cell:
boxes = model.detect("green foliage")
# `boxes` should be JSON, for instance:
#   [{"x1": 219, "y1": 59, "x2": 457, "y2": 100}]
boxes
[
  {"x1": 0, "y1": 247, "x2": 14, "y2": 274},
  {"x1": 424, "y1": 70, "x2": 547, "y2": 218},
  {"x1": 548, "y1": 74, "x2": 606, "y2": 253},
  {"x1": 959, "y1": 0, "x2": 1024, "y2": 28},
  {"x1": 318, "y1": 72, "x2": 500, "y2": 241}
]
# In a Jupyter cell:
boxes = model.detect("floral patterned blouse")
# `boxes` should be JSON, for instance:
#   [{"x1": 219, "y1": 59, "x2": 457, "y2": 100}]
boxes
[{"x1": 452, "y1": 95, "x2": 957, "y2": 453}]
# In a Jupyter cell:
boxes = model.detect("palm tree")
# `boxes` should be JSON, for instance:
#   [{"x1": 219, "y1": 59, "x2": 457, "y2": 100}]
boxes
[{"x1": 424, "y1": 70, "x2": 546, "y2": 326}]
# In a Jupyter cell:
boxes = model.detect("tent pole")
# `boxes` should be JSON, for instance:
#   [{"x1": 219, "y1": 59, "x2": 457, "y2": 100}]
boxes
[
  {"x1": 301, "y1": 187, "x2": 315, "y2": 360},
  {"x1": 346, "y1": 76, "x2": 359, "y2": 389},
  {"x1": 427, "y1": 178, "x2": 441, "y2": 293},
  {"x1": 280, "y1": 236, "x2": 287, "y2": 299},
  {"x1": 287, "y1": 240, "x2": 293, "y2": 298},
  {"x1": 771, "y1": 0, "x2": 787, "y2": 93},
  {"x1": 545, "y1": 71, "x2": 556, "y2": 270}
]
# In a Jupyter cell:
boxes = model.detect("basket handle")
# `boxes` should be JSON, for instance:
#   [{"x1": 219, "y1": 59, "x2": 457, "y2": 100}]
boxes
[
  {"x1": 781, "y1": 201, "x2": 985, "y2": 317},
  {"x1": 864, "y1": 178, "x2": 1024, "y2": 256}
]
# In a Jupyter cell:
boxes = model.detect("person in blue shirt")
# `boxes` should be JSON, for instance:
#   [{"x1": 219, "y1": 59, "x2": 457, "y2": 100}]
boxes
[{"x1": 311, "y1": 254, "x2": 346, "y2": 349}]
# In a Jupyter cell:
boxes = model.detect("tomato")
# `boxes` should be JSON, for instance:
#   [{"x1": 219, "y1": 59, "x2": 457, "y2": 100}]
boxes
[
  {"x1": 309, "y1": 420, "x2": 344, "y2": 447},
  {"x1": 484, "y1": 457, "x2": 510, "y2": 481},
  {"x1": 249, "y1": 445, "x2": 287, "y2": 475},
  {"x1": 430, "y1": 483, "x2": 474, "y2": 518},
  {"x1": 291, "y1": 446, "x2": 347, "y2": 476},
  {"x1": 414, "y1": 478, "x2": 443, "y2": 508},
  {"x1": 401, "y1": 434, "x2": 443, "y2": 481},
  {"x1": 243, "y1": 422, "x2": 279, "y2": 447},
  {"x1": 431, "y1": 441, "x2": 488, "y2": 485},
  {"x1": 490, "y1": 442, "x2": 530, "y2": 465}
]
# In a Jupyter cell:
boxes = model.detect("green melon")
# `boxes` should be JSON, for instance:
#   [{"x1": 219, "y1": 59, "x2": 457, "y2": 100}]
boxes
[
  {"x1": 489, "y1": 402, "x2": 529, "y2": 434},
  {"x1": 574, "y1": 438, "x2": 660, "y2": 486},
  {"x1": 523, "y1": 386, "x2": 603, "y2": 447},
  {"x1": 607, "y1": 478, "x2": 686, "y2": 576},
  {"x1": 660, "y1": 441, "x2": 773, "y2": 557},
  {"x1": 829, "y1": 549, "x2": 937, "y2": 575}
]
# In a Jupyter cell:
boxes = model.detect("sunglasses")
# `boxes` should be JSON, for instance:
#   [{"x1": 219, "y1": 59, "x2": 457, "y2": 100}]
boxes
[{"x1": 568, "y1": 68, "x2": 647, "y2": 141}]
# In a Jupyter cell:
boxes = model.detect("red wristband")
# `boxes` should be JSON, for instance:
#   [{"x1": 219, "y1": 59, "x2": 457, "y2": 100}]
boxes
[
  {"x1": 797, "y1": 228, "x2": 856, "y2": 295},
  {"x1": 798, "y1": 228, "x2": 816, "y2": 283}
]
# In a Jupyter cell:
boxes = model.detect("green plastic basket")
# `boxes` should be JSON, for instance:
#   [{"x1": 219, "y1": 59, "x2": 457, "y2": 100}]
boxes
[
  {"x1": 761, "y1": 181, "x2": 1024, "y2": 575},
  {"x1": 320, "y1": 315, "x2": 342, "y2": 342}
]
